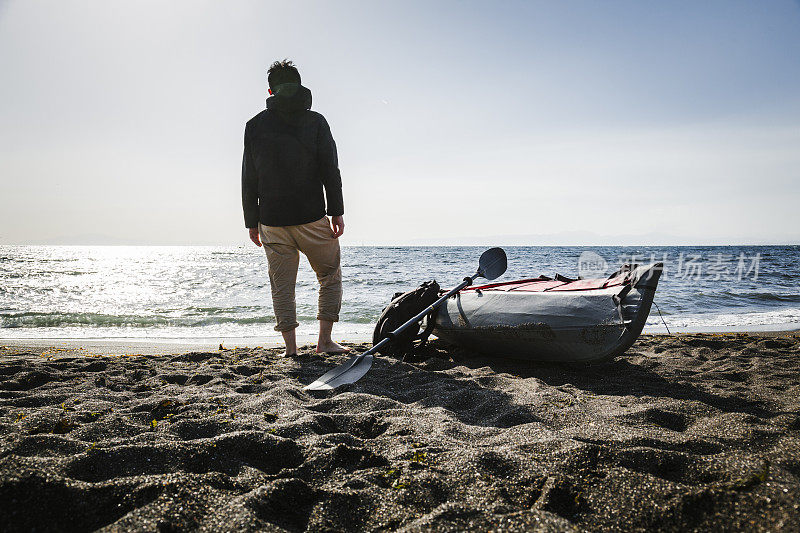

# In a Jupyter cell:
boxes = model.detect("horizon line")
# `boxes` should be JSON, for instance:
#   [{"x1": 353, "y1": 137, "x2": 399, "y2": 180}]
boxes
[{"x1": 2, "y1": 242, "x2": 798, "y2": 247}]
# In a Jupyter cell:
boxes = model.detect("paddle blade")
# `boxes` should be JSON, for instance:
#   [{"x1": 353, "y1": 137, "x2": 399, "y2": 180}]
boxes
[
  {"x1": 303, "y1": 353, "x2": 374, "y2": 391},
  {"x1": 478, "y1": 247, "x2": 507, "y2": 280}
]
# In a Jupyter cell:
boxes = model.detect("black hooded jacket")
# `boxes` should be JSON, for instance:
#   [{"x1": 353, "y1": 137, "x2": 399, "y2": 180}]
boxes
[{"x1": 241, "y1": 85, "x2": 344, "y2": 228}]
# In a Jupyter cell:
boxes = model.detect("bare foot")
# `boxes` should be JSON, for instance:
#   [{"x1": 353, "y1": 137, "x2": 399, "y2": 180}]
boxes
[
  {"x1": 316, "y1": 341, "x2": 350, "y2": 354},
  {"x1": 280, "y1": 350, "x2": 298, "y2": 357}
]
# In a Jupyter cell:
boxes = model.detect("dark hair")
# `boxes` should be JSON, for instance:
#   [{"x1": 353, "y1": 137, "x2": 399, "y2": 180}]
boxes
[{"x1": 268, "y1": 59, "x2": 301, "y2": 88}]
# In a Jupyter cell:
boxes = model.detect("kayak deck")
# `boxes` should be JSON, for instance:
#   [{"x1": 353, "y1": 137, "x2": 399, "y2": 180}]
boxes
[{"x1": 465, "y1": 274, "x2": 630, "y2": 293}]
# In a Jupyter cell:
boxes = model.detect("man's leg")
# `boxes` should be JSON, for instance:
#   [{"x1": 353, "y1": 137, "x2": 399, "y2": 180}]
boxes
[
  {"x1": 317, "y1": 319, "x2": 347, "y2": 354},
  {"x1": 293, "y1": 217, "x2": 348, "y2": 354},
  {"x1": 260, "y1": 225, "x2": 301, "y2": 356},
  {"x1": 280, "y1": 328, "x2": 297, "y2": 357}
]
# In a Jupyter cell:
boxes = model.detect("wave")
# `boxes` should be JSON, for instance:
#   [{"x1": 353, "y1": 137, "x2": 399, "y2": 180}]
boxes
[
  {"x1": 0, "y1": 312, "x2": 275, "y2": 329},
  {"x1": 646, "y1": 307, "x2": 800, "y2": 330},
  {"x1": 718, "y1": 291, "x2": 800, "y2": 303}
]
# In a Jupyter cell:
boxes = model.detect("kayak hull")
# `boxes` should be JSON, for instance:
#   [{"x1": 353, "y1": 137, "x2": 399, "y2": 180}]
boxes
[{"x1": 433, "y1": 263, "x2": 662, "y2": 363}]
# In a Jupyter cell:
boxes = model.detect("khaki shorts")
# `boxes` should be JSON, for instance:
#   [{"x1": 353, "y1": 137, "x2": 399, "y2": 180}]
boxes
[{"x1": 259, "y1": 216, "x2": 342, "y2": 332}]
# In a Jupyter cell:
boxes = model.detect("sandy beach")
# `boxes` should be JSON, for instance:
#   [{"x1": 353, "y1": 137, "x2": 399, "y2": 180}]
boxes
[{"x1": 1, "y1": 333, "x2": 799, "y2": 532}]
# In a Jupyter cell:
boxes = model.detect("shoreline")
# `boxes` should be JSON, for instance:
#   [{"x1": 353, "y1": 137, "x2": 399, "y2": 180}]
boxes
[{"x1": 2, "y1": 327, "x2": 800, "y2": 357}]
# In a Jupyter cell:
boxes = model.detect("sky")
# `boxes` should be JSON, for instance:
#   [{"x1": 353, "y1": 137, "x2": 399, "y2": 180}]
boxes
[{"x1": 0, "y1": 0, "x2": 799, "y2": 245}]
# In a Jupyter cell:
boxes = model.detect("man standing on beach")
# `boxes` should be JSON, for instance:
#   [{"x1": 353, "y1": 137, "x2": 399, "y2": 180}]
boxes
[{"x1": 242, "y1": 60, "x2": 349, "y2": 357}]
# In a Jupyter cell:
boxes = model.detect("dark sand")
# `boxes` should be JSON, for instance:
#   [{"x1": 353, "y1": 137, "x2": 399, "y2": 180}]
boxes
[{"x1": 1, "y1": 333, "x2": 799, "y2": 532}]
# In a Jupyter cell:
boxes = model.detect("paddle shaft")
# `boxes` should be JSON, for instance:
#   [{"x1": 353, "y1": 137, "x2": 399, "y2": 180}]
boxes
[
  {"x1": 353, "y1": 273, "x2": 480, "y2": 363},
  {"x1": 304, "y1": 248, "x2": 506, "y2": 390}
]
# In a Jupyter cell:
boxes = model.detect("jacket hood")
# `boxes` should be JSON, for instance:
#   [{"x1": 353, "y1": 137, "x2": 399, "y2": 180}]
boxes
[{"x1": 266, "y1": 85, "x2": 312, "y2": 114}]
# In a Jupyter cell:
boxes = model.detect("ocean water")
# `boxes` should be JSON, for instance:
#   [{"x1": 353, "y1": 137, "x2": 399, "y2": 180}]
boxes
[{"x1": 1, "y1": 245, "x2": 798, "y2": 343}]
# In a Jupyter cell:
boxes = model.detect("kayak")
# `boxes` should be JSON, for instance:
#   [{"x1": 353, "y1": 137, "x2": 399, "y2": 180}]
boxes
[{"x1": 432, "y1": 263, "x2": 663, "y2": 362}]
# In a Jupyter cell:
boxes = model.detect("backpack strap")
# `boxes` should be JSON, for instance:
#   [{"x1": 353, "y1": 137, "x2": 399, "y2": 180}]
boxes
[{"x1": 417, "y1": 309, "x2": 438, "y2": 348}]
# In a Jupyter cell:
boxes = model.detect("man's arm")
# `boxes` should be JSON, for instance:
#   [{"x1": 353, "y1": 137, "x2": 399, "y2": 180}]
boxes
[
  {"x1": 317, "y1": 116, "x2": 344, "y2": 218},
  {"x1": 241, "y1": 128, "x2": 262, "y2": 246}
]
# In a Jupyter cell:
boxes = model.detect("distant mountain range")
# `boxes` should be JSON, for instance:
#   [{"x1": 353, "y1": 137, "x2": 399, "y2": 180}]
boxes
[{"x1": 391, "y1": 231, "x2": 800, "y2": 247}]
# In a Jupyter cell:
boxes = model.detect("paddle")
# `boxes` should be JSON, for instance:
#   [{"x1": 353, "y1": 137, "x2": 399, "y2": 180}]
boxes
[{"x1": 304, "y1": 247, "x2": 507, "y2": 391}]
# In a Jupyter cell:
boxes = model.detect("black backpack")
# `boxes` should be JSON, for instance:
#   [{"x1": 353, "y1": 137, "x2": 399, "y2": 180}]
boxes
[{"x1": 372, "y1": 280, "x2": 441, "y2": 360}]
